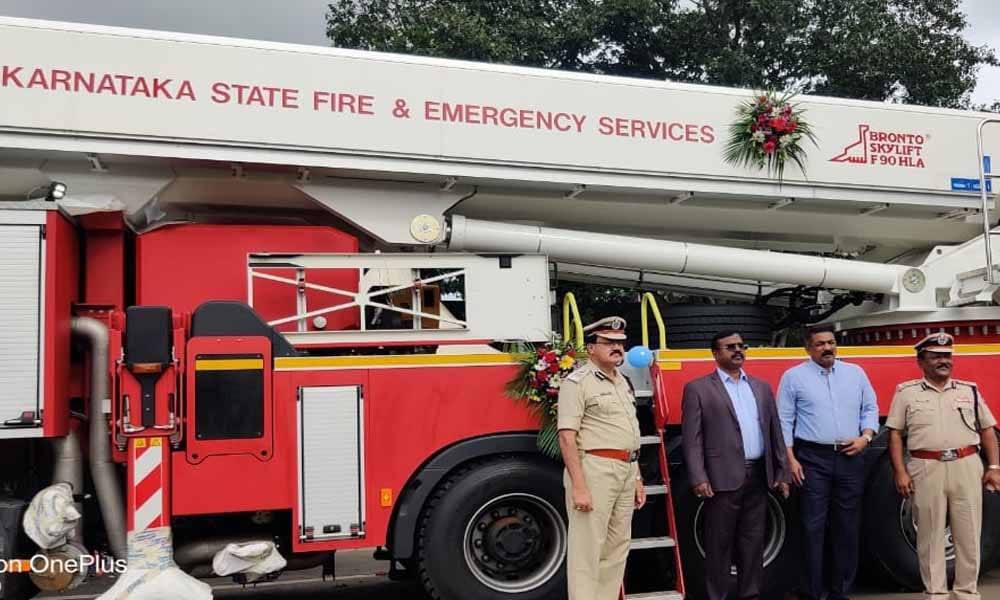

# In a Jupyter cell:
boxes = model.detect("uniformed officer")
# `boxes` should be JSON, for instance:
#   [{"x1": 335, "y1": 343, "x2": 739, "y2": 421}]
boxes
[
  {"x1": 557, "y1": 316, "x2": 646, "y2": 600},
  {"x1": 886, "y1": 332, "x2": 1000, "y2": 600}
]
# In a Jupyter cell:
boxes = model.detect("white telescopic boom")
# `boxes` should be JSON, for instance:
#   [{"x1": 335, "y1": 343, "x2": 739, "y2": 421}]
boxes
[{"x1": 447, "y1": 216, "x2": 907, "y2": 295}]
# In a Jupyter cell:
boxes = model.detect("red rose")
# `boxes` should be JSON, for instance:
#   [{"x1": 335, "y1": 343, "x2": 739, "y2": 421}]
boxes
[
  {"x1": 567, "y1": 349, "x2": 576, "y2": 357},
  {"x1": 782, "y1": 105, "x2": 793, "y2": 116},
  {"x1": 547, "y1": 362, "x2": 559, "y2": 373},
  {"x1": 537, "y1": 348, "x2": 546, "y2": 357},
  {"x1": 769, "y1": 117, "x2": 788, "y2": 132},
  {"x1": 757, "y1": 95, "x2": 768, "y2": 104},
  {"x1": 546, "y1": 388, "x2": 559, "y2": 397},
  {"x1": 788, "y1": 120, "x2": 798, "y2": 132},
  {"x1": 762, "y1": 139, "x2": 777, "y2": 154},
  {"x1": 544, "y1": 351, "x2": 557, "y2": 362},
  {"x1": 535, "y1": 370, "x2": 549, "y2": 382}
]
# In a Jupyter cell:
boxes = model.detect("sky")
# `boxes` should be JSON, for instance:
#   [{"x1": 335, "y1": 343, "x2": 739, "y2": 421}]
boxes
[{"x1": 0, "y1": 0, "x2": 997, "y2": 106}]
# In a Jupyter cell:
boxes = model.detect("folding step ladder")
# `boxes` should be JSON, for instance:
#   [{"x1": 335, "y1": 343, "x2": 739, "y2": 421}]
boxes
[{"x1": 620, "y1": 293, "x2": 685, "y2": 600}]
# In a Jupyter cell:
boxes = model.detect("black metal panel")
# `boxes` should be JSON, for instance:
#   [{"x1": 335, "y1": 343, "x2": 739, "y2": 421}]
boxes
[
  {"x1": 124, "y1": 306, "x2": 173, "y2": 426},
  {"x1": 190, "y1": 301, "x2": 297, "y2": 358},
  {"x1": 124, "y1": 306, "x2": 173, "y2": 364},
  {"x1": 194, "y1": 354, "x2": 264, "y2": 440}
]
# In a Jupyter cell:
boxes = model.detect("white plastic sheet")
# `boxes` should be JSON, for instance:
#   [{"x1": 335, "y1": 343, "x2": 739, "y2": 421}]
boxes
[
  {"x1": 212, "y1": 541, "x2": 287, "y2": 583},
  {"x1": 23, "y1": 482, "x2": 81, "y2": 549},
  {"x1": 97, "y1": 528, "x2": 212, "y2": 600}
]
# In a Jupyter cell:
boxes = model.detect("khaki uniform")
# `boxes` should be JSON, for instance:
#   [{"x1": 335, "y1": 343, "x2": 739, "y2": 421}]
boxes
[
  {"x1": 886, "y1": 378, "x2": 997, "y2": 600},
  {"x1": 557, "y1": 360, "x2": 641, "y2": 600}
]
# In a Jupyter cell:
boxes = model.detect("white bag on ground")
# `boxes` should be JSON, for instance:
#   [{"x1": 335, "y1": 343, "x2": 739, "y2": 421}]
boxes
[
  {"x1": 23, "y1": 482, "x2": 81, "y2": 549},
  {"x1": 97, "y1": 528, "x2": 212, "y2": 600},
  {"x1": 212, "y1": 541, "x2": 287, "y2": 582}
]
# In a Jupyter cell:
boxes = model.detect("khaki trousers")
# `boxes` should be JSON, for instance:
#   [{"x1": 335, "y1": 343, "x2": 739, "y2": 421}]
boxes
[
  {"x1": 909, "y1": 454, "x2": 984, "y2": 600},
  {"x1": 565, "y1": 454, "x2": 638, "y2": 600}
]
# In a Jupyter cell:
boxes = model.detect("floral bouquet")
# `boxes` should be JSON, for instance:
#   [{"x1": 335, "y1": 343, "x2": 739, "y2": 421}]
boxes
[
  {"x1": 505, "y1": 338, "x2": 583, "y2": 459},
  {"x1": 722, "y1": 90, "x2": 817, "y2": 183}
]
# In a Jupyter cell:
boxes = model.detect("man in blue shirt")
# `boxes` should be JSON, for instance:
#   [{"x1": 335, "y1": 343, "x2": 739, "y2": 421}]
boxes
[{"x1": 777, "y1": 324, "x2": 878, "y2": 600}]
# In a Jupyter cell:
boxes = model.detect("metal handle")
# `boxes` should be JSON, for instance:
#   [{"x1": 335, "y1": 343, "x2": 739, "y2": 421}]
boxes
[
  {"x1": 561, "y1": 292, "x2": 584, "y2": 346},
  {"x1": 976, "y1": 118, "x2": 999, "y2": 284},
  {"x1": 640, "y1": 292, "x2": 667, "y2": 350}
]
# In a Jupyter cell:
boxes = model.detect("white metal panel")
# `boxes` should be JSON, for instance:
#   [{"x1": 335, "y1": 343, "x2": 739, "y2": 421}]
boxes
[
  {"x1": 0, "y1": 225, "x2": 42, "y2": 432},
  {"x1": 298, "y1": 386, "x2": 365, "y2": 541},
  {"x1": 250, "y1": 253, "x2": 551, "y2": 343},
  {"x1": 0, "y1": 17, "x2": 996, "y2": 200},
  {"x1": 0, "y1": 209, "x2": 47, "y2": 225}
]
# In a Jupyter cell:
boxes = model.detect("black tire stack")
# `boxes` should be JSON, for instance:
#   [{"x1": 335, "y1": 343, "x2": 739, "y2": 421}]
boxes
[{"x1": 662, "y1": 304, "x2": 773, "y2": 349}]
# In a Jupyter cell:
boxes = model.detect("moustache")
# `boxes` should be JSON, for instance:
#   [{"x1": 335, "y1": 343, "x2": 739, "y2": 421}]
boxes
[
  {"x1": 732, "y1": 353, "x2": 744, "y2": 360},
  {"x1": 611, "y1": 350, "x2": 622, "y2": 356},
  {"x1": 822, "y1": 351, "x2": 835, "y2": 357},
  {"x1": 935, "y1": 362, "x2": 952, "y2": 368}
]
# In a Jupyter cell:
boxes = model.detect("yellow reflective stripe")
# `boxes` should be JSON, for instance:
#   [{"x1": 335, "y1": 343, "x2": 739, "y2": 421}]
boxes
[
  {"x1": 195, "y1": 359, "x2": 264, "y2": 371},
  {"x1": 656, "y1": 343, "x2": 1000, "y2": 361},
  {"x1": 275, "y1": 353, "x2": 517, "y2": 370}
]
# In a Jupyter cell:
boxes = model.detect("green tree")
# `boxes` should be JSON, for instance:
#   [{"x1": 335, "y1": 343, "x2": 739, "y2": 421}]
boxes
[{"x1": 326, "y1": 0, "x2": 997, "y2": 108}]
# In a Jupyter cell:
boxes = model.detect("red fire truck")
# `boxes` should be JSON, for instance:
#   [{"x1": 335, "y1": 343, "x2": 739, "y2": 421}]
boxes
[{"x1": 1, "y1": 15, "x2": 999, "y2": 600}]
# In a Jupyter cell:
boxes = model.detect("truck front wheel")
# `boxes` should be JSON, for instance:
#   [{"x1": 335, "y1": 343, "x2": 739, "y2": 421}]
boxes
[{"x1": 416, "y1": 456, "x2": 568, "y2": 600}]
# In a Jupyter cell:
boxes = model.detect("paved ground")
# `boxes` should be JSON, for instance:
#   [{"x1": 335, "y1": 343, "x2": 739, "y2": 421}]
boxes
[{"x1": 38, "y1": 550, "x2": 1000, "y2": 599}]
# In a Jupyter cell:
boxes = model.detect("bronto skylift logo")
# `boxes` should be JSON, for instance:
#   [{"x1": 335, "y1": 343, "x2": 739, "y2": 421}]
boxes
[{"x1": 830, "y1": 124, "x2": 927, "y2": 168}]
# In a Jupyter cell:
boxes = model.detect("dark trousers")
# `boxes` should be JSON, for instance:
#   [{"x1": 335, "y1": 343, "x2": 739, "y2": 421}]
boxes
[
  {"x1": 703, "y1": 461, "x2": 768, "y2": 600},
  {"x1": 794, "y1": 442, "x2": 865, "y2": 600}
]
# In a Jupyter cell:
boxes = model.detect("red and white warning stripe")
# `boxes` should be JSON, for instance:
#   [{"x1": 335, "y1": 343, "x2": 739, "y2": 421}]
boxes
[{"x1": 129, "y1": 437, "x2": 168, "y2": 531}]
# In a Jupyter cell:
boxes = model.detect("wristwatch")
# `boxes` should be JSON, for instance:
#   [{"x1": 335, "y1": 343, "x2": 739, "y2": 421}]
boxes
[
  {"x1": 862, "y1": 433, "x2": 874, "y2": 444},
  {"x1": 989, "y1": 465, "x2": 1000, "y2": 471}
]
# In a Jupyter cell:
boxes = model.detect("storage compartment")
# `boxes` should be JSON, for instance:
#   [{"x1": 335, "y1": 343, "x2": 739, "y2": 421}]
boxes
[
  {"x1": 297, "y1": 385, "x2": 365, "y2": 541},
  {"x1": 0, "y1": 224, "x2": 44, "y2": 430}
]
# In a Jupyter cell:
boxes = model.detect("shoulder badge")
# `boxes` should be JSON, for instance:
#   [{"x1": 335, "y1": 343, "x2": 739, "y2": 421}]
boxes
[
  {"x1": 954, "y1": 379, "x2": 978, "y2": 389},
  {"x1": 566, "y1": 367, "x2": 587, "y2": 383},
  {"x1": 896, "y1": 379, "x2": 923, "y2": 391}
]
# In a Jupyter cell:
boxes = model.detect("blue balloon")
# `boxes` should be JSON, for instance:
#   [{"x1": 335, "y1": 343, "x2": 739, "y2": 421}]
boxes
[{"x1": 626, "y1": 345, "x2": 654, "y2": 369}]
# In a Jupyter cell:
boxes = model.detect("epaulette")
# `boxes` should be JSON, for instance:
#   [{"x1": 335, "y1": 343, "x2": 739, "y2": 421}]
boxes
[
  {"x1": 566, "y1": 366, "x2": 588, "y2": 383},
  {"x1": 896, "y1": 379, "x2": 923, "y2": 391},
  {"x1": 954, "y1": 379, "x2": 978, "y2": 389}
]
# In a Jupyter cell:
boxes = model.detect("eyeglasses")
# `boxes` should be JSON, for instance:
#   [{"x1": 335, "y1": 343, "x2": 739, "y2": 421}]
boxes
[{"x1": 722, "y1": 343, "x2": 748, "y2": 351}]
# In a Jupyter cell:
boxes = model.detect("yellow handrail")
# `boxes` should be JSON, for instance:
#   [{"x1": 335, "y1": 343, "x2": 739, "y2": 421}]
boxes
[
  {"x1": 562, "y1": 292, "x2": 584, "y2": 346},
  {"x1": 640, "y1": 292, "x2": 667, "y2": 350}
]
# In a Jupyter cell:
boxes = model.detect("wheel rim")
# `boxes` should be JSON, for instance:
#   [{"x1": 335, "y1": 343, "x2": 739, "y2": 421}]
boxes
[
  {"x1": 462, "y1": 492, "x2": 566, "y2": 593},
  {"x1": 899, "y1": 498, "x2": 956, "y2": 561},
  {"x1": 692, "y1": 493, "x2": 787, "y2": 569}
]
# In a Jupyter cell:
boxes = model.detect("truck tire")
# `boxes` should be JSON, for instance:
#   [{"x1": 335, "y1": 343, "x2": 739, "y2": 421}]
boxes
[
  {"x1": 863, "y1": 452, "x2": 1000, "y2": 590},
  {"x1": 416, "y1": 456, "x2": 568, "y2": 600},
  {"x1": 671, "y1": 468, "x2": 800, "y2": 600},
  {"x1": 662, "y1": 304, "x2": 772, "y2": 349}
]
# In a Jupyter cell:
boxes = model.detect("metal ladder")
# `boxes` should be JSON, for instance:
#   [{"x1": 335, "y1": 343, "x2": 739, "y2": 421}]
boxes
[{"x1": 620, "y1": 294, "x2": 685, "y2": 600}]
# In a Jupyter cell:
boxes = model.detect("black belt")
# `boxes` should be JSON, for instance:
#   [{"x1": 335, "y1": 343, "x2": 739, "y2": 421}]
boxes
[
  {"x1": 794, "y1": 439, "x2": 852, "y2": 452},
  {"x1": 744, "y1": 459, "x2": 763, "y2": 467}
]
